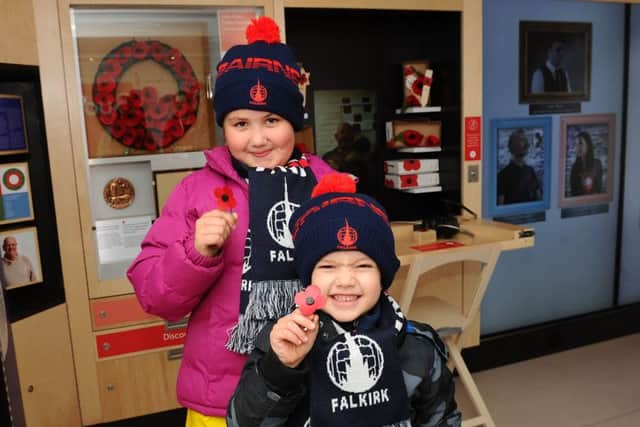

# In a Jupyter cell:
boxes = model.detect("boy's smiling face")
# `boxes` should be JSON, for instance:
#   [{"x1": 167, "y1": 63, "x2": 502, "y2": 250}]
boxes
[
  {"x1": 223, "y1": 109, "x2": 296, "y2": 168},
  {"x1": 310, "y1": 250, "x2": 382, "y2": 323}
]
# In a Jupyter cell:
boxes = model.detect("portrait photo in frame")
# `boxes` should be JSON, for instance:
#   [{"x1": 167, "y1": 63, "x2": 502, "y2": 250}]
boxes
[
  {"x1": 0, "y1": 94, "x2": 29, "y2": 155},
  {"x1": 519, "y1": 21, "x2": 592, "y2": 103},
  {"x1": 0, "y1": 226, "x2": 42, "y2": 290},
  {"x1": 0, "y1": 162, "x2": 34, "y2": 226},
  {"x1": 559, "y1": 114, "x2": 615, "y2": 208},
  {"x1": 488, "y1": 117, "x2": 552, "y2": 218}
]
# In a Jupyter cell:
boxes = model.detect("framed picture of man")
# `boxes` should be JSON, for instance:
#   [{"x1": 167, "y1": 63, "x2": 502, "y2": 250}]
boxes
[
  {"x1": 488, "y1": 117, "x2": 552, "y2": 217},
  {"x1": 559, "y1": 114, "x2": 615, "y2": 208},
  {"x1": 0, "y1": 227, "x2": 42, "y2": 290},
  {"x1": 519, "y1": 21, "x2": 592, "y2": 103}
]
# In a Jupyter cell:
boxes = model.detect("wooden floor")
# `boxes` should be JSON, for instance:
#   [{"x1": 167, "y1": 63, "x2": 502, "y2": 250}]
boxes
[{"x1": 456, "y1": 333, "x2": 640, "y2": 427}]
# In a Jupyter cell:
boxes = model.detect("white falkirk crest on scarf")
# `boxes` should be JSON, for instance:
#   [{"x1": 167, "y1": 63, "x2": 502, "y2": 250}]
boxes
[
  {"x1": 242, "y1": 230, "x2": 252, "y2": 274},
  {"x1": 326, "y1": 333, "x2": 385, "y2": 393},
  {"x1": 267, "y1": 177, "x2": 298, "y2": 249}
]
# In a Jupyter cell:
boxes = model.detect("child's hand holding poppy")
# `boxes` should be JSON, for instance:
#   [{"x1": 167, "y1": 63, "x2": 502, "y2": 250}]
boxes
[
  {"x1": 269, "y1": 310, "x2": 319, "y2": 368},
  {"x1": 194, "y1": 209, "x2": 238, "y2": 257}
]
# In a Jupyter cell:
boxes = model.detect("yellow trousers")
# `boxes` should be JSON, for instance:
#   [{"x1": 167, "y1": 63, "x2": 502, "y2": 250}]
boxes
[{"x1": 185, "y1": 409, "x2": 227, "y2": 427}]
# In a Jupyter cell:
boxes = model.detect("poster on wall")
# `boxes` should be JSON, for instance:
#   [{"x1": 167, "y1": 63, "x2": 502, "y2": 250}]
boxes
[
  {"x1": 0, "y1": 95, "x2": 29, "y2": 156},
  {"x1": 488, "y1": 117, "x2": 551, "y2": 222},
  {"x1": 0, "y1": 227, "x2": 42, "y2": 291},
  {"x1": 0, "y1": 163, "x2": 34, "y2": 226},
  {"x1": 559, "y1": 114, "x2": 615, "y2": 209}
]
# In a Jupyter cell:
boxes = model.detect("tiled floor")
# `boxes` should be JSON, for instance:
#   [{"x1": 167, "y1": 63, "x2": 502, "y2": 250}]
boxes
[{"x1": 455, "y1": 333, "x2": 640, "y2": 427}]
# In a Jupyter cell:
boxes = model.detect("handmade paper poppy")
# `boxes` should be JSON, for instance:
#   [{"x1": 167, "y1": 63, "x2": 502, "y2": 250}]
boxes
[
  {"x1": 401, "y1": 175, "x2": 418, "y2": 188},
  {"x1": 294, "y1": 285, "x2": 326, "y2": 316},
  {"x1": 401, "y1": 129, "x2": 424, "y2": 146},
  {"x1": 214, "y1": 186, "x2": 237, "y2": 210},
  {"x1": 426, "y1": 135, "x2": 441, "y2": 146}
]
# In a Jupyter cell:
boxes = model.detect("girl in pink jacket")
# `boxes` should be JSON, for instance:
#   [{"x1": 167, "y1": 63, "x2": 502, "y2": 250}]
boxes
[{"x1": 127, "y1": 17, "x2": 333, "y2": 426}]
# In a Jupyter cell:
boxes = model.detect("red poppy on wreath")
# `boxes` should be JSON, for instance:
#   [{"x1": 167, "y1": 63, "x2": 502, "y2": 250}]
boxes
[
  {"x1": 403, "y1": 160, "x2": 420, "y2": 171},
  {"x1": 400, "y1": 129, "x2": 424, "y2": 146},
  {"x1": 294, "y1": 285, "x2": 326, "y2": 316},
  {"x1": 404, "y1": 94, "x2": 421, "y2": 107},
  {"x1": 214, "y1": 186, "x2": 237, "y2": 211},
  {"x1": 92, "y1": 39, "x2": 201, "y2": 151},
  {"x1": 401, "y1": 175, "x2": 418, "y2": 188}
]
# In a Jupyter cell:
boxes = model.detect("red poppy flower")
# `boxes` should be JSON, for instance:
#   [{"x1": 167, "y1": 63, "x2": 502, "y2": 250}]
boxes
[
  {"x1": 93, "y1": 92, "x2": 115, "y2": 109},
  {"x1": 162, "y1": 48, "x2": 183, "y2": 65},
  {"x1": 402, "y1": 130, "x2": 424, "y2": 146},
  {"x1": 101, "y1": 58, "x2": 122, "y2": 76},
  {"x1": 123, "y1": 108, "x2": 144, "y2": 127},
  {"x1": 384, "y1": 178, "x2": 394, "y2": 188},
  {"x1": 294, "y1": 285, "x2": 326, "y2": 316},
  {"x1": 148, "y1": 99, "x2": 170, "y2": 120},
  {"x1": 403, "y1": 160, "x2": 420, "y2": 171},
  {"x1": 121, "y1": 128, "x2": 137, "y2": 146},
  {"x1": 128, "y1": 89, "x2": 144, "y2": 108},
  {"x1": 143, "y1": 134, "x2": 158, "y2": 151},
  {"x1": 403, "y1": 65, "x2": 415, "y2": 76},
  {"x1": 113, "y1": 46, "x2": 133, "y2": 64},
  {"x1": 412, "y1": 76, "x2": 427, "y2": 95},
  {"x1": 98, "y1": 106, "x2": 118, "y2": 126},
  {"x1": 404, "y1": 95, "x2": 421, "y2": 107},
  {"x1": 131, "y1": 40, "x2": 151, "y2": 60},
  {"x1": 401, "y1": 175, "x2": 417, "y2": 188},
  {"x1": 142, "y1": 86, "x2": 158, "y2": 106},
  {"x1": 150, "y1": 41, "x2": 168, "y2": 62},
  {"x1": 214, "y1": 186, "x2": 237, "y2": 210},
  {"x1": 426, "y1": 135, "x2": 441, "y2": 146},
  {"x1": 95, "y1": 73, "x2": 117, "y2": 93},
  {"x1": 182, "y1": 112, "x2": 197, "y2": 126},
  {"x1": 110, "y1": 120, "x2": 127, "y2": 139},
  {"x1": 167, "y1": 120, "x2": 185, "y2": 138}
]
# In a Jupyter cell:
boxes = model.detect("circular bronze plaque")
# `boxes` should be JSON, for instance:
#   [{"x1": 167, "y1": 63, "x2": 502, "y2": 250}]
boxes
[{"x1": 103, "y1": 177, "x2": 135, "y2": 209}]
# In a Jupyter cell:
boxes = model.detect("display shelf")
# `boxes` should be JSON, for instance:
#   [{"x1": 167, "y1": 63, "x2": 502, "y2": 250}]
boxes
[
  {"x1": 396, "y1": 146, "x2": 442, "y2": 153},
  {"x1": 394, "y1": 106, "x2": 442, "y2": 114}
]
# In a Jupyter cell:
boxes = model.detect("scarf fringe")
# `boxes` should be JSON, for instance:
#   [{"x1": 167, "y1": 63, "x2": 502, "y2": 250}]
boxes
[{"x1": 226, "y1": 279, "x2": 303, "y2": 354}]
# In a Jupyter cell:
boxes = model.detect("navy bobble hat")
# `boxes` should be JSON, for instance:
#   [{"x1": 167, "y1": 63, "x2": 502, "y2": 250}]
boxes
[
  {"x1": 213, "y1": 16, "x2": 304, "y2": 131},
  {"x1": 290, "y1": 174, "x2": 400, "y2": 291}
]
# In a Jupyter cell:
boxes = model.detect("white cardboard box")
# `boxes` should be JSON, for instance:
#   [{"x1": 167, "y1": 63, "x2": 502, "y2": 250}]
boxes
[
  {"x1": 384, "y1": 158, "x2": 439, "y2": 175},
  {"x1": 384, "y1": 172, "x2": 439, "y2": 189}
]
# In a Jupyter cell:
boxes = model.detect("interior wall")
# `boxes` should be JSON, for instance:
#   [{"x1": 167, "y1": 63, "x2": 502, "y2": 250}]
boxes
[
  {"x1": 0, "y1": 0, "x2": 37, "y2": 65},
  {"x1": 619, "y1": 5, "x2": 640, "y2": 305},
  {"x1": 481, "y1": 0, "x2": 625, "y2": 334}
]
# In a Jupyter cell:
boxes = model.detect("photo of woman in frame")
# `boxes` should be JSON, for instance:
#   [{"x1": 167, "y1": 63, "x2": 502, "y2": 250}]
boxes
[
  {"x1": 560, "y1": 114, "x2": 615, "y2": 207},
  {"x1": 489, "y1": 117, "x2": 552, "y2": 218}
]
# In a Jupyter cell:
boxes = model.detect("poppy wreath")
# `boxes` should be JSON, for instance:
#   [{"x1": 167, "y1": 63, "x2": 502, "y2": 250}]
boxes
[
  {"x1": 386, "y1": 129, "x2": 441, "y2": 149},
  {"x1": 92, "y1": 40, "x2": 201, "y2": 151}
]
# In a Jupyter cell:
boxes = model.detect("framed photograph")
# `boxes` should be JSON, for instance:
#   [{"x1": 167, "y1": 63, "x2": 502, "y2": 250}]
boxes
[
  {"x1": 0, "y1": 162, "x2": 34, "y2": 226},
  {"x1": 519, "y1": 21, "x2": 592, "y2": 103},
  {"x1": 488, "y1": 117, "x2": 552, "y2": 217},
  {"x1": 0, "y1": 226, "x2": 42, "y2": 290},
  {"x1": 559, "y1": 114, "x2": 615, "y2": 208},
  {"x1": 0, "y1": 94, "x2": 29, "y2": 155}
]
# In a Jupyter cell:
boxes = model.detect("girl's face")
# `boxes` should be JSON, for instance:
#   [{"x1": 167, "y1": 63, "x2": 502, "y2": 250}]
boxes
[
  {"x1": 310, "y1": 250, "x2": 382, "y2": 323},
  {"x1": 576, "y1": 136, "x2": 588, "y2": 158},
  {"x1": 223, "y1": 109, "x2": 295, "y2": 168}
]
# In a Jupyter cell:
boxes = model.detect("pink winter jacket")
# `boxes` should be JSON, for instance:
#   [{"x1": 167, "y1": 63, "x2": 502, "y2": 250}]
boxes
[{"x1": 127, "y1": 146, "x2": 333, "y2": 416}]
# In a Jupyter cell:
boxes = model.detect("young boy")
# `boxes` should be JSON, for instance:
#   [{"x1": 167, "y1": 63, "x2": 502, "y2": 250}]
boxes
[{"x1": 227, "y1": 174, "x2": 461, "y2": 427}]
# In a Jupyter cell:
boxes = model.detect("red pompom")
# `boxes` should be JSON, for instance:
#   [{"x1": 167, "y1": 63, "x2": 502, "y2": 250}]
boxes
[
  {"x1": 246, "y1": 16, "x2": 281, "y2": 44},
  {"x1": 311, "y1": 173, "x2": 356, "y2": 197}
]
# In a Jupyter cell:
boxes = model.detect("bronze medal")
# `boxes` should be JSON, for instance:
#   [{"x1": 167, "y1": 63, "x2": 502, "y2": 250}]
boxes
[{"x1": 103, "y1": 177, "x2": 135, "y2": 209}]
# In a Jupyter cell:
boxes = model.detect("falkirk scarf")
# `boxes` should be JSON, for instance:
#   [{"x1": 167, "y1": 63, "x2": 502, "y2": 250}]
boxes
[
  {"x1": 305, "y1": 295, "x2": 412, "y2": 426},
  {"x1": 226, "y1": 152, "x2": 317, "y2": 354}
]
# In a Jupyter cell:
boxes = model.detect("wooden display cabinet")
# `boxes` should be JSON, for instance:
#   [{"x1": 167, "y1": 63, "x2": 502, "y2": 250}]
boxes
[{"x1": 30, "y1": 0, "x2": 511, "y2": 425}]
